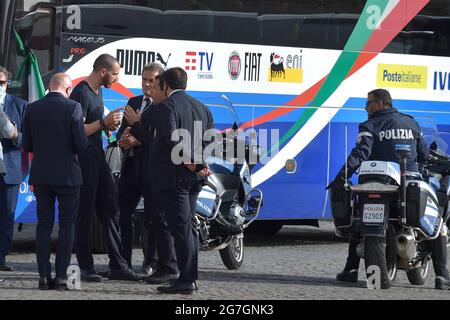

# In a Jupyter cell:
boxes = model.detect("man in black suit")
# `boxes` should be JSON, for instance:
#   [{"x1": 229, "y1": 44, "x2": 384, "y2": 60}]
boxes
[
  {"x1": 123, "y1": 72, "x2": 179, "y2": 285},
  {"x1": 117, "y1": 63, "x2": 177, "y2": 279},
  {"x1": 149, "y1": 68, "x2": 214, "y2": 294},
  {"x1": 70, "y1": 54, "x2": 140, "y2": 282},
  {"x1": 22, "y1": 73, "x2": 89, "y2": 290}
]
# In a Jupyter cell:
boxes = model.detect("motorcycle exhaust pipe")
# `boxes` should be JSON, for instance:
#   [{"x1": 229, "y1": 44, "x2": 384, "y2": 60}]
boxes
[{"x1": 396, "y1": 231, "x2": 417, "y2": 261}]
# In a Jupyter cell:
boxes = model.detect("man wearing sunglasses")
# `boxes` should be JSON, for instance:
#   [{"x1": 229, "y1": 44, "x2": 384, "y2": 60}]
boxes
[
  {"x1": 0, "y1": 66, "x2": 27, "y2": 272},
  {"x1": 328, "y1": 89, "x2": 450, "y2": 290}
]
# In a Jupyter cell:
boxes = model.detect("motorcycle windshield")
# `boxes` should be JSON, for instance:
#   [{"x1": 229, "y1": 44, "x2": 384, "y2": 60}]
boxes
[
  {"x1": 201, "y1": 94, "x2": 240, "y2": 132},
  {"x1": 415, "y1": 117, "x2": 448, "y2": 153}
]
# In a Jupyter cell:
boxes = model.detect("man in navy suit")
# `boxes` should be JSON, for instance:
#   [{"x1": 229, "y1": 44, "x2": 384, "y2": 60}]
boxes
[
  {"x1": 117, "y1": 63, "x2": 177, "y2": 279},
  {"x1": 0, "y1": 66, "x2": 27, "y2": 272},
  {"x1": 23, "y1": 73, "x2": 89, "y2": 290},
  {"x1": 124, "y1": 72, "x2": 180, "y2": 285},
  {"x1": 148, "y1": 68, "x2": 214, "y2": 294}
]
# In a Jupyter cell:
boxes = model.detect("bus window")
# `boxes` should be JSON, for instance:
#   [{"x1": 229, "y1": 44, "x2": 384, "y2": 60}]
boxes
[
  {"x1": 259, "y1": 0, "x2": 333, "y2": 49},
  {"x1": 62, "y1": 1, "x2": 164, "y2": 38},
  {"x1": 165, "y1": 0, "x2": 215, "y2": 42},
  {"x1": 8, "y1": 2, "x2": 56, "y2": 99}
]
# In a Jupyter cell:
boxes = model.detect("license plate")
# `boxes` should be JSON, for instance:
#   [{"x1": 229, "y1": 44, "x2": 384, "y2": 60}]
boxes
[{"x1": 363, "y1": 204, "x2": 385, "y2": 223}]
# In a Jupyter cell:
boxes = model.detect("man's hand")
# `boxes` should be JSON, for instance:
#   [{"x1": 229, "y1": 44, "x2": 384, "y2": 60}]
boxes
[
  {"x1": 118, "y1": 134, "x2": 141, "y2": 150},
  {"x1": 198, "y1": 164, "x2": 212, "y2": 177},
  {"x1": 104, "y1": 107, "x2": 124, "y2": 131},
  {"x1": 11, "y1": 123, "x2": 18, "y2": 144},
  {"x1": 124, "y1": 106, "x2": 140, "y2": 126}
]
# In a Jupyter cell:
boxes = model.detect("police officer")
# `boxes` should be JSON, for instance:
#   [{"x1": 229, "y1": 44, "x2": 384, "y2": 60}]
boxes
[{"x1": 328, "y1": 88, "x2": 449, "y2": 290}]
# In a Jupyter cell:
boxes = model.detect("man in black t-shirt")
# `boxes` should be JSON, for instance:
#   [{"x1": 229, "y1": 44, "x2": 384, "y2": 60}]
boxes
[{"x1": 70, "y1": 54, "x2": 140, "y2": 282}]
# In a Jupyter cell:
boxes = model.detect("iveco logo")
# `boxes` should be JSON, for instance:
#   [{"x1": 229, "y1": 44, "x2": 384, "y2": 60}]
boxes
[{"x1": 371, "y1": 162, "x2": 377, "y2": 167}]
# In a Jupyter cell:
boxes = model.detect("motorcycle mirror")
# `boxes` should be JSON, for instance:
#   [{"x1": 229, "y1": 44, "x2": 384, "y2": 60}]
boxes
[{"x1": 285, "y1": 159, "x2": 297, "y2": 174}]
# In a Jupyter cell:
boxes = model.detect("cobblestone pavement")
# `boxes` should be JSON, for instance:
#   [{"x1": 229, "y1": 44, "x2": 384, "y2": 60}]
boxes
[{"x1": 0, "y1": 222, "x2": 449, "y2": 300}]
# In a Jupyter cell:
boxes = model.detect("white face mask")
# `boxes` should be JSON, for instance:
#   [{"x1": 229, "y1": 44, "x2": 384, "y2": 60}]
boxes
[{"x1": 0, "y1": 86, "x2": 6, "y2": 103}]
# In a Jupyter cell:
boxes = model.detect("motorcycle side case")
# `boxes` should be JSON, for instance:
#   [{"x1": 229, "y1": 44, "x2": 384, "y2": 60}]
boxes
[
  {"x1": 406, "y1": 181, "x2": 442, "y2": 237},
  {"x1": 330, "y1": 186, "x2": 352, "y2": 228}
]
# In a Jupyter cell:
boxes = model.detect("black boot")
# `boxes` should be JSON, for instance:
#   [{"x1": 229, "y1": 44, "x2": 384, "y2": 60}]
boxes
[
  {"x1": 431, "y1": 235, "x2": 450, "y2": 282},
  {"x1": 210, "y1": 212, "x2": 243, "y2": 237},
  {"x1": 337, "y1": 236, "x2": 360, "y2": 283}
]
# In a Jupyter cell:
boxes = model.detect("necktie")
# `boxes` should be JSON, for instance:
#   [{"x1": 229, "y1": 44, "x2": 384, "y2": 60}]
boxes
[{"x1": 141, "y1": 97, "x2": 152, "y2": 115}]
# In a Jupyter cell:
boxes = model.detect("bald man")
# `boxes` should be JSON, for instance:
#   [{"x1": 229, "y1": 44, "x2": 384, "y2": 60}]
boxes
[{"x1": 23, "y1": 73, "x2": 89, "y2": 290}]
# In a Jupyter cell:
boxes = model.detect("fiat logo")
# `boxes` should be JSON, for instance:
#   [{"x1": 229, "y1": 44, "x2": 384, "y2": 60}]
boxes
[{"x1": 228, "y1": 51, "x2": 241, "y2": 80}]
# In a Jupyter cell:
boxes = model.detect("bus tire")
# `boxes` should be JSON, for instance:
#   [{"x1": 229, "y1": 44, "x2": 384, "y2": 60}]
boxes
[{"x1": 245, "y1": 221, "x2": 283, "y2": 235}]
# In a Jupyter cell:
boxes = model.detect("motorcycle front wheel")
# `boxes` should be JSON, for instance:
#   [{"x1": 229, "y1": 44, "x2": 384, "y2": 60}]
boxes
[{"x1": 219, "y1": 234, "x2": 244, "y2": 270}]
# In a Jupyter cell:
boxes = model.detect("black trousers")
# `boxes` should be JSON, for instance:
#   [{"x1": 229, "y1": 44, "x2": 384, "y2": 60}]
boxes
[
  {"x1": 34, "y1": 185, "x2": 79, "y2": 279},
  {"x1": 143, "y1": 188, "x2": 178, "y2": 274},
  {"x1": 76, "y1": 158, "x2": 127, "y2": 271},
  {"x1": 160, "y1": 182, "x2": 200, "y2": 283},
  {"x1": 118, "y1": 181, "x2": 143, "y2": 268},
  {"x1": 0, "y1": 176, "x2": 20, "y2": 265},
  {"x1": 430, "y1": 234, "x2": 449, "y2": 279}
]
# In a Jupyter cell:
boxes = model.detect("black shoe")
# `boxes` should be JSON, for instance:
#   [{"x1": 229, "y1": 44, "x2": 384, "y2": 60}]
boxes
[
  {"x1": 80, "y1": 269, "x2": 103, "y2": 282},
  {"x1": 435, "y1": 276, "x2": 450, "y2": 290},
  {"x1": 0, "y1": 263, "x2": 13, "y2": 272},
  {"x1": 108, "y1": 267, "x2": 141, "y2": 281},
  {"x1": 38, "y1": 277, "x2": 54, "y2": 290},
  {"x1": 336, "y1": 270, "x2": 358, "y2": 283},
  {"x1": 157, "y1": 281, "x2": 198, "y2": 295},
  {"x1": 98, "y1": 270, "x2": 110, "y2": 278},
  {"x1": 144, "y1": 271, "x2": 179, "y2": 284},
  {"x1": 54, "y1": 278, "x2": 68, "y2": 291}
]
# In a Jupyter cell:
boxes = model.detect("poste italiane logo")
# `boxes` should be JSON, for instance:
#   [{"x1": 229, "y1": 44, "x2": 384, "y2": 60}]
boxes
[{"x1": 377, "y1": 64, "x2": 428, "y2": 89}]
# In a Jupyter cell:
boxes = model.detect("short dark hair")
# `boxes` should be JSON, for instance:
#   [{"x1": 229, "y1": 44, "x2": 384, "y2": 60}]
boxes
[
  {"x1": 161, "y1": 67, "x2": 187, "y2": 90},
  {"x1": 142, "y1": 63, "x2": 164, "y2": 76},
  {"x1": 368, "y1": 88, "x2": 393, "y2": 108},
  {"x1": 93, "y1": 54, "x2": 118, "y2": 72}
]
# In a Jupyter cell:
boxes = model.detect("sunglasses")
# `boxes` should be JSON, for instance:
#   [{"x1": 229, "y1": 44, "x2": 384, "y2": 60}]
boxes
[
  {"x1": 0, "y1": 80, "x2": 8, "y2": 86},
  {"x1": 365, "y1": 99, "x2": 379, "y2": 107}
]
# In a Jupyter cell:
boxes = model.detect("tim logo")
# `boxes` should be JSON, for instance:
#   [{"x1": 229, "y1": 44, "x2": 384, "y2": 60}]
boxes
[
  {"x1": 185, "y1": 51, "x2": 214, "y2": 80},
  {"x1": 268, "y1": 50, "x2": 303, "y2": 84}
]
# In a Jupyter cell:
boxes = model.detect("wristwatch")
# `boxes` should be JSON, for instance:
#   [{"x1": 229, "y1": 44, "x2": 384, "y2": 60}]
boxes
[{"x1": 99, "y1": 118, "x2": 106, "y2": 129}]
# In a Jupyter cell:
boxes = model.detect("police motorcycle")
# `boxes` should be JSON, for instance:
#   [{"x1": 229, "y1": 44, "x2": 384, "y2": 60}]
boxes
[
  {"x1": 331, "y1": 118, "x2": 448, "y2": 288},
  {"x1": 194, "y1": 96, "x2": 263, "y2": 270}
]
